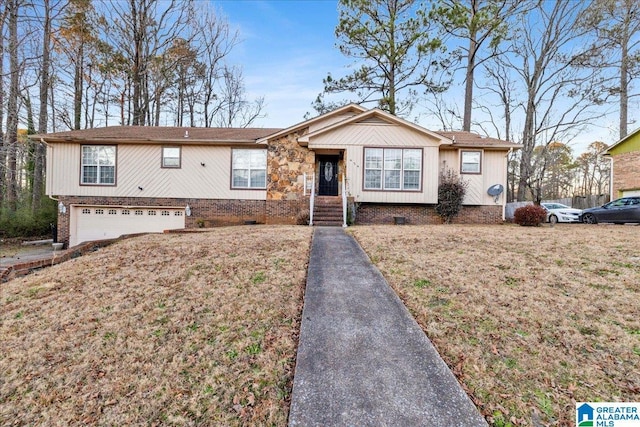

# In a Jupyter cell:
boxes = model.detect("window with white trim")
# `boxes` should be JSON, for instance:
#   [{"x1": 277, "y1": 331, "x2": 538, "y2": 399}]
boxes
[
  {"x1": 461, "y1": 150, "x2": 482, "y2": 174},
  {"x1": 232, "y1": 149, "x2": 267, "y2": 189},
  {"x1": 162, "y1": 147, "x2": 181, "y2": 168},
  {"x1": 364, "y1": 148, "x2": 422, "y2": 191},
  {"x1": 81, "y1": 145, "x2": 116, "y2": 185}
]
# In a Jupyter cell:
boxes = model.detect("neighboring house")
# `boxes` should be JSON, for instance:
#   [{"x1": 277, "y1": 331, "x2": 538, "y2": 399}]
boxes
[
  {"x1": 33, "y1": 104, "x2": 518, "y2": 248},
  {"x1": 605, "y1": 127, "x2": 640, "y2": 198}
]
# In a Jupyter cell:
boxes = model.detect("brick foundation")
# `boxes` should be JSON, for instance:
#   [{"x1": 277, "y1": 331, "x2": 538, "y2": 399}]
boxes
[
  {"x1": 354, "y1": 203, "x2": 503, "y2": 225},
  {"x1": 266, "y1": 198, "x2": 309, "y2": 225},
  {"x1": 56, "y1": 196, "x2": 282, "y2": 247}
]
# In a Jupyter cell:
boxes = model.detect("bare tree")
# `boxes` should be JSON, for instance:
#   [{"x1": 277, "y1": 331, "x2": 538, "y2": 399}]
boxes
[
  {"x1": 581, "y1": 0, "x2": 640, "y2": 139},
  {"x1": 31, "y1": 0, "x2": 61, "y2": 211},
  {"x1": 0, "y1": 3, "x2": 8, "y2": 209},
  {"x1": 103, "y1": 0, "x2": 194, "y2": 126},
  {"x1": 486, "y1": 1, "x2": 607, "y2": 202},
  {"x1": 214, "y1": 66, "x2": 265, "y2": 128},
  {"x1": 574, "y1": 141, "x2": 610, "y2": 196},
  {"x1": 4, "y1": 0, "x2": 20, "y2": 211},
  {"x1": 193, "y1": 5, "x2": 238, "y2": 128}
]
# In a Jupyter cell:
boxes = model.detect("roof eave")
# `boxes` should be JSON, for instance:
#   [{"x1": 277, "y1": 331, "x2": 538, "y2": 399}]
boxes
[
  {"x1": 256, "y1": 103, "x2": 368, "y2": 143},
  {"x1": 34, "y1": 135, "x2": 261, "y2": 145}
]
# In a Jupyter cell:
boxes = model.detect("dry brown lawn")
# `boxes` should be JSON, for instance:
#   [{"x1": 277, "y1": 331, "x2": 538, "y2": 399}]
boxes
[
  {"x1": 350, "y1": 223, "x2": 640, "y2": 427},
  {"x1": 1, "y1": 226, "x2": 312, "y2": 426}
]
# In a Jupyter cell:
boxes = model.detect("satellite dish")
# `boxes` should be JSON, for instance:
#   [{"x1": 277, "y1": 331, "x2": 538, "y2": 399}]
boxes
[{"x1": 487, "y1": 184, "x2": 504, "y2": 203}]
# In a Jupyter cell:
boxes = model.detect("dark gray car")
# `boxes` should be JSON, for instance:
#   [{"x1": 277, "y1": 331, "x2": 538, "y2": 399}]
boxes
[{"x1": 580, "y1": 196, "x2": 640, "y2": 224}]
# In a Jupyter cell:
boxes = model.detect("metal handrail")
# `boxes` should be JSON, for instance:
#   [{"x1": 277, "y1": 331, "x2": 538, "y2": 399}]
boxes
[
  {"x1": 309, "y1": 173, "x2": 315, "y2": 226},
  {"x1": 342, "y1": 175, "x2": 347, "y2": 227}
]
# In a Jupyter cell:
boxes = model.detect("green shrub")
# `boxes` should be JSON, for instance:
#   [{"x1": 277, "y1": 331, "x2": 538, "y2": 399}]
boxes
[
  {"x1": 0, "y1": 198, "x2": 57, "y2": 238},
  {"x1": 436, "y1": 168, "x2": 468, "y2": 224},
  {"x1": 513, "y1": 204, "x2": 546, "y2": 226}
]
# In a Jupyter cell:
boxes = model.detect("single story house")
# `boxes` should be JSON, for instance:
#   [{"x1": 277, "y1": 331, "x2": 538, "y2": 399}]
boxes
[
  {"x1": 33, "y1": 104, "x2": 518, "y2": 247},
  {"x1": 605, "y1": 127, "x2": 640, "y2": 198}
]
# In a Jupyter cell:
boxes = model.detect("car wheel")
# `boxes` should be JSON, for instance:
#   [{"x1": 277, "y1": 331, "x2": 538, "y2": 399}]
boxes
[
  {"x1": 582, "y1": 213, "x2": 597, "y2": 224},
  {"x1": 549, "y1": 214, "x2": 558, "y2": 225}
]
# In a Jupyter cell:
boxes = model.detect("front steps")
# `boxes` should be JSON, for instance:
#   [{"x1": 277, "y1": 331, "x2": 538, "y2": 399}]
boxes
[{"x1": 312, "y1": 196, "x2": 343, "y2": 226}]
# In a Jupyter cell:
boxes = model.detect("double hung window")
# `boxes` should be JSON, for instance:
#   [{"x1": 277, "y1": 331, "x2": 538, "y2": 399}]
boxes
[
  {"x1": 461, "y1": 150, "x2": 482, "y2": 174},
  {"x1": 81, "y1": 145, "x2": 116, "y2": 185},
  {"x1": 232, "y1": 149, "x2": 267, "y2": 189}
]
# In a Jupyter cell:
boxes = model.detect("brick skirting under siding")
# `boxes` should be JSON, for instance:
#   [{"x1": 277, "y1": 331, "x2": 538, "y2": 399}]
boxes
[
  {"x1": 355, "y1": 203, "x2": 503, "y2": 225},
  {"x1": 55, "y1": 196, "x2": 503, "y2": 247},
  {"x1": 56, "y1": 196, "x2": 289, "y2": 247}
]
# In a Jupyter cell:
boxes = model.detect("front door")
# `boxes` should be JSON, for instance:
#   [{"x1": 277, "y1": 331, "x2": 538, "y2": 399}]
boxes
[{"x1": 318, "y1": 156, "x2": 339, "y2": 196}]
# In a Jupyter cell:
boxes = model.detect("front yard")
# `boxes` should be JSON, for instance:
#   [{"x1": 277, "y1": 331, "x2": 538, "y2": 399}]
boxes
[
  {"x1": 1, "y1": 223, "x2": 638, "y2": 426},
  {"x1": 1, "y1": 226, "x2": 313, "y2": 426},
  {"x1": 351, "y1": 224, "x2": 640, "y2": 426}
]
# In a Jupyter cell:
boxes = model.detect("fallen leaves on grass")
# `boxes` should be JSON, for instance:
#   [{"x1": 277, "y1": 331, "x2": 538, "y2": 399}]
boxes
[
  {"x1": 351, "y1": 224, "x2": 640, "y2": 427},
  {"x1": 1, "y1": 226, "x2": 312, "y2": 426}
]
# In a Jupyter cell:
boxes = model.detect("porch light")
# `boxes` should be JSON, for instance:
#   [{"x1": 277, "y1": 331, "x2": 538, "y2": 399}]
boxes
[
  {"x1": 58, "y1": 202, "x2": 66, "y2": 214},
  {"x1": 185, "y1": 205, "x2": 191, "y2": 216}
]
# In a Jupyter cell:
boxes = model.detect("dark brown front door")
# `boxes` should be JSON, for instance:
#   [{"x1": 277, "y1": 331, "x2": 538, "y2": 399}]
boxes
[{"x1": 318, "y1": 156, "x2": 339, "y2": 196}]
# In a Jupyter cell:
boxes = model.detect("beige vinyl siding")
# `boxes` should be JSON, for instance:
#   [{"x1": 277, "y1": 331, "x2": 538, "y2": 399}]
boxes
[
  {"x1": 308, "y1": 123, "x2": 443, "y2": 149},
  {"x1": 440, "y1": 149, "x2": 508, "y2": 206},
  {"x1": 307, "y1": 123, "x2": 443, "y2": 204},
  {"x1": 46, "y1": 142, "x2": 266, "y2": 200},
  {"x1": 345, "y1": 146, "x2": 440, "y2": 204},
  {"x1": 308, "y1": 113, "x2": 360, "y2": 133}
]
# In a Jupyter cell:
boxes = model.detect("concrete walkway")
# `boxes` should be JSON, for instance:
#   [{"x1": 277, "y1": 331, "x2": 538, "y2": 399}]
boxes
[{"x1": 288, "y1": 227, "x2": 488, "y2": 427}]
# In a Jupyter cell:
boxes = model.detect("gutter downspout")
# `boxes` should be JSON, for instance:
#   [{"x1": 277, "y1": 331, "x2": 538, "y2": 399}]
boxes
[
  {"x1": 41, "y1": 138, "x2": 59, "y2": 204},
  {"x1": 608, "y1": 155, "x2": 614, "y2": 200},
  {"x1": 504, "y1": 147, "x2": 514, "y2": 220}
]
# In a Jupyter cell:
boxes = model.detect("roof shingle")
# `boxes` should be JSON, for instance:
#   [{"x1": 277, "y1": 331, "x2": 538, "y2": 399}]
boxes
[{"x1": 33, "y1": 126, "x2": 283, "y2": 143}]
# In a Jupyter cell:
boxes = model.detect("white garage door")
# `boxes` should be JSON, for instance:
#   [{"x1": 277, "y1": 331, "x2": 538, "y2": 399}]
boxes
[
  {"x1": 622, "y1": 190, "x2": 640, "y2": 197},
  {"x1": 71, "y1": 206, "x2": 186, "y2": 247}
]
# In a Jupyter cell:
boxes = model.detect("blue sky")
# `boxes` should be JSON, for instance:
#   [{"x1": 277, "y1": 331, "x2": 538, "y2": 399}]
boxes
[
  {"x1": 215, "y1": 0, "x2": 347, "y2": 127},
  {"x1": 214, "y1": 0, "x2": 622, "y2": 153}
]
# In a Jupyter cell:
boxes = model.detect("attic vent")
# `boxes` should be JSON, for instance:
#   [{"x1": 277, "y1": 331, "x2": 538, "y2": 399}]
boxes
[{"x1": 358, "y1": 116, "x2": 390, "y2": 124}]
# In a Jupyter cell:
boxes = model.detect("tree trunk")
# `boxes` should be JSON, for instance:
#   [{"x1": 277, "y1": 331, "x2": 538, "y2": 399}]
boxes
[
  {"x1": 74, "y1": 41, "x2": 84, "y2": 130},
  {"x1": 5, "y1": 0, "x2": 20, "y2": 212},
  {"x1": 0, "y1": 3, "x2": 6, "y2": 208},
  {"x1": 34, "y1": 0, "x2": 51, "y2": 212},
  {"x1": 619, "y1": 19, "x2": 629, "y2": 139},
  {"x1": 463, "y1": 29, "x2": 477, "y2": 132}
]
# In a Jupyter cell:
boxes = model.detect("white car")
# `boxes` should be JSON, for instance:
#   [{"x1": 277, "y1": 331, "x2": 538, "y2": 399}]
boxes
[{"x1": 541, "y1": 202, "x2": 582, "y2": 224}]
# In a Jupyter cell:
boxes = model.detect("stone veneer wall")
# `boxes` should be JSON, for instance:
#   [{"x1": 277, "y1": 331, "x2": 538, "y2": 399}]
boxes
[
  {"x1": 267, "y1": 131, "x2": 315, "y2": 202},
  {"x1": 612, "y1": 151, "x2": 640, "y2": 197},
  {"x1": 56, "y1": 196, "x2": 268, "y2": 246},
  {"x1": 355, "y1": 203, "x2": 503, "y2": 225}
]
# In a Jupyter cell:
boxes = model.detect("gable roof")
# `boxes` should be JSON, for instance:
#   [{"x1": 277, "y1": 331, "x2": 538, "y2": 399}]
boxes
[
  {"x1": 256, "y1": 103, "x2": 368, "y2": 143},
  {"x1": 32, "y1": 126, "x2": 282, "y2": 145},
  {"x1": 297, "y1": 108, "x2": 449, "y2": 145},
  {"x1": 436, "y1": 131, "x2": 519, "y2": 149},
  {"x1": 606, "y1": 126, "x2": 640, "y2": 155}
]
